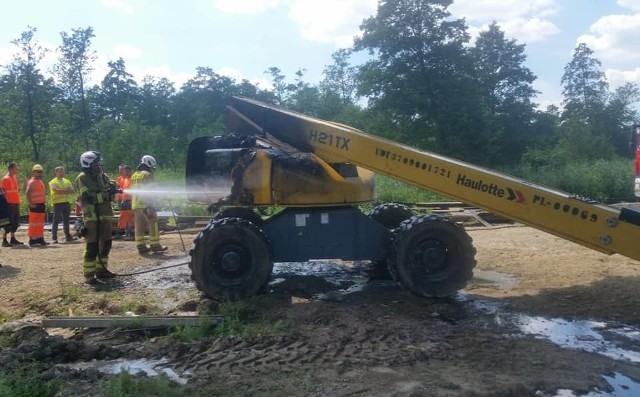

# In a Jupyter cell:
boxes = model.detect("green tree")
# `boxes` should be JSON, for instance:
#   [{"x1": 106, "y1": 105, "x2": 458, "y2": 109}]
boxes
[
  {"x1": 54, "y1": 26, "x2": 97, "y2": 149},
  {"x1": 139, "y1": 75, "x2": 175, "y2": 128},
  {"x1": 321, "y1": 49, "x2": 358, "y2": 105},
  {"x1": 4, "y1": 27, "x2": 56, "y2": 162},
  {"x1": 561, "y1": 43, "x2": 608, "y2": 121},
  {"x1": 354, "y1": 0, "x2": 492, "y2": 164},
  {"x1": 469, "y1": 22, "x2": 538, "y2": 163},
  {"x1": 100, "y1": 57, "x2": 139, "y2": 122},
  {"x1": 560, "y1": 43, "x2": 638, "y2": 159}
]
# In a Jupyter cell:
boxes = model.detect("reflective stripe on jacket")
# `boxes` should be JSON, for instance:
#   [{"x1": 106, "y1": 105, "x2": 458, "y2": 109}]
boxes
[{"x1": 76, "y1": 171, "x2": 114, "y2": 221}]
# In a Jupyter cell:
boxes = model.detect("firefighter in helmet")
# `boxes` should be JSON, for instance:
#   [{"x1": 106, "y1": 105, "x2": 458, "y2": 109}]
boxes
[
  {"x1": 76, "y1": 151, "x2": 119, "y2": 284},
  {"x1": 131, "y1": 155, "x2": 167, "y2": 254}
]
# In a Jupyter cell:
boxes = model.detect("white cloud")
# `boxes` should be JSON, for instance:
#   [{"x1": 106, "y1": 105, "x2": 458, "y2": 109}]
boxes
[
  {"x1": 618, "y1": 0, "x2": 640, "y2": 11},
  {"x1": 217, "y1": 66, "x2": 272, "y2": 89},
  {"x1": 0, "y1": 46, "x2": 17, "y2": 67},
  {"x1": 606, "y1": 67, "x2": 640, "y2": 89},
  {"x1": 288, "y1": 0, "x2": 377, "y2": 47},
  {"x1": 101, "y1": 0, "x2": 134, "y2": 14},
  {"x1": 214, "y1": 0, "x2": 280, "y2": 15},
  {"x1": 532, "y1": 78, "x2": 562, "y2": 110},
  {"x1": 449, "y1": 0, "x2": 560, "y2": 43},
  {"x1": 494, "y1": 17, "x2": 560, "y2": 43},
  {"x1": 111, "y1": 45, "x2": 142, "y2": 60},
  {"x1": 449, "y1": 0, "x2": 559, "y2": 22},
  {"x1": 577, "y1": 13, "x2": 640, "y2": 64}
]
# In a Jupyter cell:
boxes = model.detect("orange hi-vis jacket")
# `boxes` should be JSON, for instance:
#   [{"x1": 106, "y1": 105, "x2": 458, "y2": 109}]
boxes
[
  {"x1": 26, "y1": 177, "x2": 46, "y2": 205},
  {"x1": 1, "y1": 174, "x2": 20, "y2": 204},
  {"x1": 116, "y1": 175, "x2": 131, "y2": 201}
]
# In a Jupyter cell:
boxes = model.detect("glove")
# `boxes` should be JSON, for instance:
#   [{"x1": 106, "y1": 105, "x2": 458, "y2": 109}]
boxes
[
  {"x1": 76, "y1": 222, "x2": 88, "y2": 238},
  {"x1": 108, "y1": 182, "x2": 122, "y2": 196},
  {"x1": 81, "y1": 191, "x2": 95, "y2": 204}
]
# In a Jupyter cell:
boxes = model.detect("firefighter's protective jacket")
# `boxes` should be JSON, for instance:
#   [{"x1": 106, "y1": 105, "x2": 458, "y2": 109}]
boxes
[
  {"x1": 76, "y1": 171, "x2": 114, "y2": 221},
  {"x1": 131, "y1": 170, "x2": 155, "y2": 210}
]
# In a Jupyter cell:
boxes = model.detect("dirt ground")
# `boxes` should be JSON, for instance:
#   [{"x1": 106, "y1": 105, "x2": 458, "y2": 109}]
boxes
[{"x1": 2, "y1": 222, "x2": 640, "y2": 396}]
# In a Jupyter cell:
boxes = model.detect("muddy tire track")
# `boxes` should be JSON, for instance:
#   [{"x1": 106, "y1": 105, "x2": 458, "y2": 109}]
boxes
[{"x1": 166, "y1": 330, "x2": 448, "y2": 374}]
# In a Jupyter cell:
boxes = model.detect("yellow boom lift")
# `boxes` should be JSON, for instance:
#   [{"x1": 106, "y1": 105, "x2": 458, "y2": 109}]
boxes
[{"x1": 185, "y1": 97, "x2": 640, "y2": 300}]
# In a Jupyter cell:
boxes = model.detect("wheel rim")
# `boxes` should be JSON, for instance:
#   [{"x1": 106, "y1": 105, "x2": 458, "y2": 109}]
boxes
[
  {"x1": 411, "y1": 238, "x2": 452, "y2": 279},
  {"x1": 210, "y1": 242, "x2": 253, "y2": 282}
]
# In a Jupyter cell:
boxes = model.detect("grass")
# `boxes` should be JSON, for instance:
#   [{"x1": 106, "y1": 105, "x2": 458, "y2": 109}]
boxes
[
  {"x1": 374, "y1": 174, "x2": 447, "y2": 204},
  {"x1": 101, "y1": 371, "x2": 187, "y2": 397},
  {"x1": 0, "y1": 364, "x2": 61, "y2": 397},
  {"x1": 169, "y1": 301, "x2": 291, "y2": 342},
  {"x1": 0, "y1": 334, "x2": 15, "y2": 350},
  {"x1": 60, "y1": 285, "x2": 83, "y2": 305}
]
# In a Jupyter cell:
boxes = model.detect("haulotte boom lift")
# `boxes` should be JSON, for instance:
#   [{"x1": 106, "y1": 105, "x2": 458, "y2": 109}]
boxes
[{"x1": 185, "y1": 97, "x2": 640, "y2": 301}]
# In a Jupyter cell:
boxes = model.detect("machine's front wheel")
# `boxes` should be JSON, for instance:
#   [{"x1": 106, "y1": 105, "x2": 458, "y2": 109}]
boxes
[
  {"x1": 389, "y1": 215, "x2": 476, "y2": 297},
  {"x1": 190, "y1": 218, "x2": 272, "y2": 301}
]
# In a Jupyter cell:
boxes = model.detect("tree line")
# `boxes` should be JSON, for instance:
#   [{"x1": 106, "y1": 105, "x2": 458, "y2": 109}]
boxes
[{"x1": 1, "y1": 0, "x2": 638, "y2": 184}]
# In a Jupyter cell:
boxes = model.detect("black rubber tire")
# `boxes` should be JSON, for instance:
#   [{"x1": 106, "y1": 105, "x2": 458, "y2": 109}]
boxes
[
  {"x1": 369, "y1": 203, "x2": 414, "y2": 229},
  {"x1": 388, "y1": 215, "x2": 476, "y2": 297},
  {"x1": 213, "y1": 207, "x2": 263, "y2": 226},
  {"x1": 189, "y1": 218, "x2": 273, "y2": 301}
]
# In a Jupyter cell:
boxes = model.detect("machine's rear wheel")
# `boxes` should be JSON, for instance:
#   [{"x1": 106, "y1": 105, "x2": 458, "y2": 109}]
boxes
[
  {"x1": 213, "y1": 207, "x2": 263, "y2": 226},
  {"x1": 388, "y1": 215, "x2": 476, "y2": 297},
  {"x1": 368, "y1": 203, "x2": 414, "y2": 279},
  {"x1": 190, "y1": 218, "x2": 273, "y2": 301},
  {"x1": 369, "y1": 203, "x2": 414, "y2": 229}
]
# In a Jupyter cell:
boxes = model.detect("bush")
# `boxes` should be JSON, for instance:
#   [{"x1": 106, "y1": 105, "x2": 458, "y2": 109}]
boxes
[{"x1": 507, "y1": 157, "x2": 634, "y2": 202}]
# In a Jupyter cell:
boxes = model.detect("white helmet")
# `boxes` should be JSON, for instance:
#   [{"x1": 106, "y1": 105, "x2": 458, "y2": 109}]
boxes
[
  {"x1": 141, "y1": 155, "x2": 157, "y2": 168},
  {"x1": 80, "y1": 151, "x2": 101, "y2": 169}
]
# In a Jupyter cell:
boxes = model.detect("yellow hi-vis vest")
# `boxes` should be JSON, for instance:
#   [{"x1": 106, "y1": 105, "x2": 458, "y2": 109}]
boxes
[{"x1": 49, "y1": 177, "x2": 74, "y2": 204}]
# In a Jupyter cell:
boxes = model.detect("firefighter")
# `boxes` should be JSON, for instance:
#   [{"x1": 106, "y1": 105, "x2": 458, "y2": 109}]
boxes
[
  {"x1": 76, "y1": 151, "x2": 119, "y2": 284},
  {"x1": 131, "y1": 155, "x2": 167, "y2": 254},
  {"x1": 25, "y1": 164, "x2": 49, "y2": 247}
]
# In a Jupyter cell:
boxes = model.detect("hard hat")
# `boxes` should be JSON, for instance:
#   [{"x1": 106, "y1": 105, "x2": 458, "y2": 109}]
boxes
[
  {"x1": 32, "y1": 164, "x2": 44, "y2": 172},
  {"x1": 80, "y1": 151, "x2": 101, "y2": 169},
  {"x1": 141, "y1": 155, "x2": 157, "y2": 168}
]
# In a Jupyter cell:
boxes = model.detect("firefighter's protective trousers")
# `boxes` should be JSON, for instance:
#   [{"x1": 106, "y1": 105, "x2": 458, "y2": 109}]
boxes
[
  {"x1": 133, "y1": 208, "x2": 160, "y2": 249},
  {"x1": 83, "y1": 219, "x2": 112, "y2": 277}
]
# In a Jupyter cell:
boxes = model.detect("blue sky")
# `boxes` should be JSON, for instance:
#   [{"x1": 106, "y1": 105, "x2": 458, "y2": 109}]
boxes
[{"x1": 1, "y1": 0, "x2": 639, "y2": 110}]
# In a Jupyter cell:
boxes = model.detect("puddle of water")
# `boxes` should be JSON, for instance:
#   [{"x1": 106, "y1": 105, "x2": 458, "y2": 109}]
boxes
[
  {"x1": 553, "y1": 373, "x2": 640, "y2": 396},
  {"x1": 461, "y1": 294, "x2": 640, "y2": 396},
  {"x1": 61, "y1": 357, "x2": 192, "y2": 385},
  {"x1": 272, "y1": 260, "x2": 366, "y2": 281},
  {"x1": 514, "y1": 316, "x2": 640, "y2": 362},
  {"x1": 462, "y1": 295, "x2": 640, "y2": 363},
  {"x1": 465, "y1": 296, "x2": 640, "y2": 364},
  {"x1": 271, "y1": 261, "x2": 396, "y2": 300}
]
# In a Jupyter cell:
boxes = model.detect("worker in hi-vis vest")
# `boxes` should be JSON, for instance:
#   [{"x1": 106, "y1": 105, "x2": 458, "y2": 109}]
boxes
[
  {"x1": 49, "y1": 166, "x2": 77, "y2": 243},
  {"x1": 25, "y1": 164, "x2": 48, "y2": 247},
  {"x1": 1, "y1": 162, "x2": 24, "y2": 247}
]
